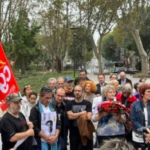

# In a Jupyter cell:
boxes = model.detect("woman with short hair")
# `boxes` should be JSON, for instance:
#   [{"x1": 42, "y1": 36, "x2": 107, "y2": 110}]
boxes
[
  {"x1": 83, "y1": 80, "x2": 97, "y2": 104},
  {"x1": 131, "y1": 84, "x2": 150, "y2": 150},
  {"x1": 92, "y1": 85, "x2": 126, "y2": 147}
]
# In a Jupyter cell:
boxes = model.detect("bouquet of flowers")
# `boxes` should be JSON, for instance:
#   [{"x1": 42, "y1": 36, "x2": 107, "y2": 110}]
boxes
[{"x1": 98, "y1": 101, "x2": 129, "y2": 114}]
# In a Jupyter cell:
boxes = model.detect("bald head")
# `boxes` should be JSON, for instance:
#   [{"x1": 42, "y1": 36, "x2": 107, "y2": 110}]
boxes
[
  {"x1": 120, "y1": 71, "x2": 126, "y2": 80},
  {"x1": 54, "y1": 88, "x2": 65, "y2": 104}
]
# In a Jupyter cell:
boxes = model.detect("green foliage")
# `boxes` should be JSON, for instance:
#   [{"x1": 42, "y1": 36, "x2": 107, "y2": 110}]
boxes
[
  {"x1": 15, "y1": 70, "x2": 75, "y2": 94},
  {"x1": 102, "y1": 34, "x2": 120, "y2": 61},
  {"x1": 140, "y1": 17, "x2": 150, "y2": 54},
  {"x1": 9, "y1": 9, "x2": 41, "y2": 73},
  {"x1": 68, "y1": 26, "x2": 93, "y2": 66}
]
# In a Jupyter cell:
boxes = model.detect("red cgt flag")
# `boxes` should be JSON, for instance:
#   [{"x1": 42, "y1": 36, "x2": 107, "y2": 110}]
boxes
[{"x1": 0, "y1": 42, "x2": 19, "y2": 111}]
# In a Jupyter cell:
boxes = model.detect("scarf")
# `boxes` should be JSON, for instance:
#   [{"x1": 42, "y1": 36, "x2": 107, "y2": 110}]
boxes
[{"x1": 39, "y1": 101, "x2": 57, "y2": 150}]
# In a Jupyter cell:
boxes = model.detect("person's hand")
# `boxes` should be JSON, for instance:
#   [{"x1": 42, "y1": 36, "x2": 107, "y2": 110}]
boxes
[
  {"x1": 28, "y1": 122, "x2": 34, "y2": 129},
  {"x1": 26, "y1": 129, "x2": 34, "y2": 136},
  {"x1": 81, "y1": 110, "x2": 87, "y2": 114},
  {"x1": 44, "y1": 135, "x2": 50, "y2": 142},
  {"x1": 144, "y1": 128, "x2": 150, "y2": 143},
  {"x1": 113, "y1": 113, "x2": 122, "y2": 121},
  {"x1": 9, "y1": 148, "x2": 16, "y2": 150},
  {"x1": 100, "y1": 111, "x2": 108, "y2": 117},
  {"x1": 48, "y1": 135, "x2": 58, "y2": 144}
]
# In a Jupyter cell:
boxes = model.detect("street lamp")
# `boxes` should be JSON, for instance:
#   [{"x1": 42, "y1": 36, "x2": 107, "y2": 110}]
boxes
[{"x1": 70, "y1": 27, "x2": 78, "y2": 78}]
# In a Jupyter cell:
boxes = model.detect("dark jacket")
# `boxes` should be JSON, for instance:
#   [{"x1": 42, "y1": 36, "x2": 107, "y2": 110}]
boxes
[
  {"x1": 51, "y1": 98, "x2": 67, "y2": 138},
  {"x1": 131, "y1": 100, "x2": 150, "y2": 133},
  {"x1": 29, "y1": 101, "x2": 61, "y2": 149},
  {"x1": 95, "y1": 83, "x2": 107, "y2": 95},
  {"x1": 118, "y1": 78, "x2": 132, "y2": 86}
]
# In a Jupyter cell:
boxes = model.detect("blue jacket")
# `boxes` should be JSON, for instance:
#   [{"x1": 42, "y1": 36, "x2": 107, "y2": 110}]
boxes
[{"x1": 131, "y1": 100, "x2": 150, "y2": 133}]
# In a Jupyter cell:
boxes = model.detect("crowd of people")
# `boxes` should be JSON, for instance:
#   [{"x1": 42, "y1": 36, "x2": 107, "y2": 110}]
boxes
[{"x1": 0, "y1": 69, "x2": 150, "y2": 150}]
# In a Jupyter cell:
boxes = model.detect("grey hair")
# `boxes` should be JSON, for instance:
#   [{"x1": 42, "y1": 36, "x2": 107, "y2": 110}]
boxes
[
  {"x1": 101, "y1": 85, "x2": 115, "y2": 98},
  {"x1": 121, "y1": 84, "x2": 133, "y2": 94},
  {"x1": 109, "y1": 80, "x2": 119, "y2": 85},
  {"x1": 99, "y1": 138, "x2": 135, "y2": 150},
  {"x1": 47, "y1": 77, "x2": 57, "y2": 84},
  {"x1": 57, "y1": 77, "x2": 64, "y2": 81}
]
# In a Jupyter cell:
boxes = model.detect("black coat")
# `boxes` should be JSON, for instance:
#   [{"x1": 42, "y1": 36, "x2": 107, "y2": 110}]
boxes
[
  {"x1": 95, "y1": 83, "x2": 107, "y2": 95},
  {"x1": 50, "y1": 98, "x2": 68, "y2": 139},
  {"x1": 29, "y1": 101, "x2": 61, "y2": 149},
  {"x1": 118, "y1": 78, "x2": 132, "y2": 86}
]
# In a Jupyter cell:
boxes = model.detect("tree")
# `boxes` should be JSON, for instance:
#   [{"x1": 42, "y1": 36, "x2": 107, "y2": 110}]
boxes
[
  {"x1": 10, "y1": 9, "x2": 41, "y2": 74},
  {"x1": 36, "y1": 0, "x2": 72, "y2": 72},
  {"x1": 116, "y1": 0, "x2": 150, "y2": 74},
  {"x1": 75, "y1": 0, "x2": 123, "y2": 73},
  {"x1": 102, "y1": 33, "x2": 120, "y2": 61},
  {"x1": 68, "y1": 26, "x2": 93, "y2": 69}
]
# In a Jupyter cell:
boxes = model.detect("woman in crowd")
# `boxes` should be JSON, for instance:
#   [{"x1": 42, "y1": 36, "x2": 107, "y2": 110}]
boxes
[
  {"x1": 22, "y1": 85, "x2": 32, "y2": 105},
  {"x1": 133, "y1": 82, "x2": 141, "y2": 100},
  {"x1": 116, "y1": 84, "x2": 137, "y2": 142},
  {"x1": 131, "y1": 84, "x2": 150, "y2": 150},
  {"x1": 82, "y1": 80, "x2": 97, "y2": 104},
  {"x1": 92, "y1": 85, "x2": 126, "y2": 147},
  {"x1": 109, "y1": 80, "x2": 120, "y2": 95},
  {"x1": 116, "y1": 84, "x2": 137, "y2": 110},
  {"x1": 23, "y1": 91, "x2": 38, "y2": 122}
]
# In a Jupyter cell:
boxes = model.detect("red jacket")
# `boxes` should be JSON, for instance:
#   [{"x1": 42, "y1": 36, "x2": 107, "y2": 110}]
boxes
[{"x1": 116, "y1": 93, "x2": 137, "y2": 110}]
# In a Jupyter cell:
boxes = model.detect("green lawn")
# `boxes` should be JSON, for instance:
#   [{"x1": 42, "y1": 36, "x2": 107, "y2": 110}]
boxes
[{"x1": 14, "y1": 70, "x2": 76, "y2": 94}]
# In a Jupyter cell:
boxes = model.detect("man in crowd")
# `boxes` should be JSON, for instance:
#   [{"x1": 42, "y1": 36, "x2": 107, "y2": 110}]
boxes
[
  {"x1": 110, "y1": 74, "x2": 118, "y2": 81},
  {"x1": 57, "y1": 77, "x2": 65, "y2": 88},
  {"x1": 66, "y1": 85, "x2": 93, "y2": 150},
  {"x1": 79, "y1": 69, "x2": 90, "y2": 81},
  {"x1": 118, "y1": 71, "x2": 132, "y2": 86},
  {"x1": 30, "y1": 87, "x2": 61, "y2": 150},
  {"x1": 47, "y1": 77, "x2": 57, "y2": 95},
  {"x1": 51, "y1": 88, "x2": 67, "y2": 150},
  {"x1": 1, "y1": 94, "x2": 34, "y2": 150},
  {"x1": 95, "y1": 74, "x2": 107, "y2": 95},
  {"x1": 64, "y1": 76, "x2": 75, "y2": 101}
]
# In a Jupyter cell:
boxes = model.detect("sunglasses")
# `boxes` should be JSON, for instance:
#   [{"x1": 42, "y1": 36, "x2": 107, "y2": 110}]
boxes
[{"x1": 123, "y1": 92, "x2": 131, "y2": 95}]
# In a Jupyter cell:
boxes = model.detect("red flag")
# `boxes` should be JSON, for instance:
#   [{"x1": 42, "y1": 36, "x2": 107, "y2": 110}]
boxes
[
  {"x1": 0, "y1": 42, "x2": 19, "y2": 110},
  {"x1": 0, "y1": 100, "x2": 8, "y2": 111}
]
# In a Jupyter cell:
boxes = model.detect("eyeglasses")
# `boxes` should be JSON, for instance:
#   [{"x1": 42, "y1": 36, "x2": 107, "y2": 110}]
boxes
[{"x1": 123, "y1": 92, "x2": 131, "y2": 95}]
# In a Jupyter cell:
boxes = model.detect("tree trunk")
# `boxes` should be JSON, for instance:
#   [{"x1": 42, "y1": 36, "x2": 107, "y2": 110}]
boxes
[
  {"x1": 97, "y1": 53, "x2": 103, "y2": 73},
  {"x1": 131, "y1": 28, "x2": 148, "y2": 74},
  {"x1": 97, "y1": 36, "x2": 103, "y2": 73},
  {"x1": 51, "y1": 59, "x2": 55, "y2": 72},
  {"x1": 21, "y1": 58, "x2": 25, "y2": 75}
]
